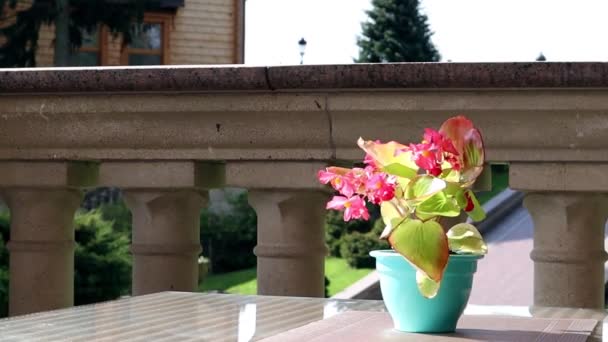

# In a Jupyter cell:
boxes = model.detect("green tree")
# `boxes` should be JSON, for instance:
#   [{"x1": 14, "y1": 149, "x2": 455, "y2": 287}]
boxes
[
  {"x1": 74, "y1": 209, "x2": 131, "y2": 305},
  {"x1": 536, "y1": 52, "x2": 546, "y2": 61},
  {"x1": 98, "y1": 201, "x2": 132, "y2": 236},
  {"x1": 0, "y1": 209, "x2": 131, "y2": 317},
  {"x1": 0, "y1": 0, "x2": 152, "y2": 67},
  {"x1": 356, "y1": 0, "x2": 440, "y2": 62},
  {"x1": 201, "y1": 191, "x2": 258, "y2": 273}
]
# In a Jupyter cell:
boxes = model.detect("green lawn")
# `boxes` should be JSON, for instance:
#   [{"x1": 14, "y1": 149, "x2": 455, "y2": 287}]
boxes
[
  {"x1": 199, "y1": 257, "x2": 373, "y2": 297},
  {"x1": 324, "y1": 257, "x2": 373, "y2": 296}
]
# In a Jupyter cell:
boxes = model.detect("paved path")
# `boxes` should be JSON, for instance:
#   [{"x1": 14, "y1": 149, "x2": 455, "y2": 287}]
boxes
[{"x1": 469, "y1": 204, "x2": 535, "y2": 305}]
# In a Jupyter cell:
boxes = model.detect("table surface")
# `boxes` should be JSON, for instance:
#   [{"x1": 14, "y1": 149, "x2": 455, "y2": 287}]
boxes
[{"x1": 0, "y1": 292, "x2": 605, "y2": 341}]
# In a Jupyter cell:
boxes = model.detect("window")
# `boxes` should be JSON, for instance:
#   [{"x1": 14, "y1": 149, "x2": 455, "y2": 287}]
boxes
[
  {"x1": 67, "y1": 27, "x2": 107, "y2": 66},
  {"x1": 121, "y1": 14, "x2": 171, "y2": 65}
]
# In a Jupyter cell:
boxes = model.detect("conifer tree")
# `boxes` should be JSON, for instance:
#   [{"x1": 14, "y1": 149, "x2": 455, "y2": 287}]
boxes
[
  {"x1": 357, "y1": 0, "x2": 440, "y2": 62},
  {"x1": 536, "y1": 52, "x2": 547, "y2": 61}
]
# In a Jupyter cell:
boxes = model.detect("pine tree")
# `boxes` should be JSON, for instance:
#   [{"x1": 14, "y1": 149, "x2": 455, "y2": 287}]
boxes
[
  {"x1": 536, "y1": 52, "x2": 546, "y2": 61},
  {"x1": 356, "y1": 0, "x2": 440, "y2": 63},
  {"x1": 0, "y1": 0, "x2": 154, "y2": 67}
]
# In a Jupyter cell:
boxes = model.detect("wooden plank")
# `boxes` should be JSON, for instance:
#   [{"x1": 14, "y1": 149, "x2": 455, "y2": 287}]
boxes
[{"x1": 172, "y1": 32, "x2": 233, "y2": 42}]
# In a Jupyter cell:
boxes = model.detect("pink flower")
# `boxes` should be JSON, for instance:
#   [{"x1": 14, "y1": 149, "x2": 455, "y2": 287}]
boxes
[
  {"x1": 397, "y1": 129, "x2": 461, "y2": 176},
  {"x1": 326, "y1": 195, "x2": 370, "y2": 221},
  {"x1": 317, "y1": 168, "x2": 357, "y2": 197},
  {"x1": 363, "y1": 153, "x2": 378, "y2": 169},
  {"x1": 408, "y1": 142, "x2": 443, "y2": 176},
  {"x1": 317, "y1": 169, "x2": 336, "y2": 184},
  {"x1": 365, "y1": 172, "x2": 396, "y2": 204},
  {"x1": 423, "y1": 128, "x2": 458, "y2": 155},
  {"x1": 444, "y1": 153, "x2": 461, "y2": 171}
]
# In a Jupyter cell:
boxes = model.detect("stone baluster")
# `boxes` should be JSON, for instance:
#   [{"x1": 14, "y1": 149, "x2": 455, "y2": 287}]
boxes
[
  {"x1": 0, "y1": 162, "x2": 98, "y2": 316},
  {"x1": 228, "y1": 162, "x2": 329, "y2": 297},
  {"x1": 511, "y1": 163, "x2": 608, "y2": 309},
  {"x1": 100, "y1": 162, "x2": 224, "y2": 295}
]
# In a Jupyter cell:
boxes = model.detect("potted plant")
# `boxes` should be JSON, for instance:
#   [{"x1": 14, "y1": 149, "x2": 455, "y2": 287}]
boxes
[{"x1": 317, "y1": 115, "x2": 488, "y2": 333}]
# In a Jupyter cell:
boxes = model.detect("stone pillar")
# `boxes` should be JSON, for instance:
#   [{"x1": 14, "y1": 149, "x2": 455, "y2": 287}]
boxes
[
  {"x1": 227, "y1": 162, "x2": 329, "y2": 297},
  {"x1": 99, "y1": 161, "x2": 224, "y2": 296},
  {"x1": 524, "y1": 193, "x2": 608, "y2": 309},
  {"x1": 511, "y1": 163, "x2": 608, "y2": 309},
  {"x1": 249, "y1": 190, "x2": 328, "y2": 297},
  {"x1": 0, "y1": 162, "x2": 98, "y2": 316},
  {"x1": 124, "y1": 190, "x2": 206, "y2": 295}
]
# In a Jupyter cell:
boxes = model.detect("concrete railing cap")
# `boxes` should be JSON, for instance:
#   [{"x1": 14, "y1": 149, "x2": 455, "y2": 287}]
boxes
[{"x1": 4, "y1": 62, "x2": 608, "y2": 94}]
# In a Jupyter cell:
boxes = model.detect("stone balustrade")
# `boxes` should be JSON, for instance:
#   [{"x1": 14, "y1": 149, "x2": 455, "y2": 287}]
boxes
[{"x1": 1, "y1": 63, "x2": 608, "y2": 314}]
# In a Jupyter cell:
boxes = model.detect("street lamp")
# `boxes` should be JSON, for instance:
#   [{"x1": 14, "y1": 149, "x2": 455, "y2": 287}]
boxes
[{"x1": 298, "y1": 37, "x2": 307, "y2": 65}]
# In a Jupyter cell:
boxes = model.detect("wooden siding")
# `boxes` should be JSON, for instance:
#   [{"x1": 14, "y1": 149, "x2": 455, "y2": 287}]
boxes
[
  {"x1": 36, "y1": 24, "x2": 55, "y2": 67},
  {"x1": 171, "y1": 0, "x2": 236, "y2": 64},
  {"x1": 34, "y1": 0, "x2": 239, "y2": 66}
]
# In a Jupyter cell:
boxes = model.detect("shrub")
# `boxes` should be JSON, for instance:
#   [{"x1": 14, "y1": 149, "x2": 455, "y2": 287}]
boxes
[
  {"x1": 370, "y1": 218, "x2": 387, "y2": 237},
  {"x1": 340, "y1": 231, "x2": 389, "y2": 269},
  {"x1": 325, "y1": 204, "x2": 381, "y2": 257},
  {"x1": 0, "y1": 209, "x2": 131, "y2": 315},
  {"x1": 74, "y1": 210, "x2": 131, "y2": 305},
  {"x1": 201, "y1": 191, "x2": 257, "y2": 273},
  {"x1": 98, "y1": 201, "x2": 132, "y2": 235}
]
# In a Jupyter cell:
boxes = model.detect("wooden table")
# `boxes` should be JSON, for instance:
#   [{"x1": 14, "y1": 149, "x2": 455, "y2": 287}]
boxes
[{"x1": 0, "y1": 292, "x2": 604, "y2": 341}]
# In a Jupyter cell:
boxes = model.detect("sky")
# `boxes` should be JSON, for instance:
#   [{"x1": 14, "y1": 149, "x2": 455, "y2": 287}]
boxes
[{"x1": 244, "y1": 0, "x2": 608, "y2": 65}]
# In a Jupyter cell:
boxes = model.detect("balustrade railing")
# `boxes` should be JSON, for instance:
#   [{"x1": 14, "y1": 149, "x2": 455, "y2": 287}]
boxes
[{"x1": 1, "y1": 63, "x2": 607, "y2": 315}]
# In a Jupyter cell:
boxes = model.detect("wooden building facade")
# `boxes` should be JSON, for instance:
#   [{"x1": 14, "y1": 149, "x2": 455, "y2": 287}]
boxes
[{"x1": 33, "y1": 0, "x2": 245, "y2": 67}]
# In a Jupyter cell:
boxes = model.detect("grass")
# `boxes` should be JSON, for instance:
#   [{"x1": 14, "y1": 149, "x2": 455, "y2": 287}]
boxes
[
  {"x1": 199, "y1": 257, "x2": 373, "y2": 297},
  {"x1": 475, "y1": 165, "x2": 509, "y2": 205},
  {"x1": 324, "y1": 257, "x2": 373, "y2": 296},
  {"x1": 199, "y1": 267, "x2": 257, "y2": 294}
]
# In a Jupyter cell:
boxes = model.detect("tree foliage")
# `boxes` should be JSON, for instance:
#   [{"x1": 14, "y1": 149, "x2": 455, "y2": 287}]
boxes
[
  {"x1": 0, "y1": 208, "x2": 132, "y2": 317},
  {"x1": 0, "y1": 0, "x2": 152, "y2": 67},
  {"x1": 536, "y1": 52, "x2": 546, "y2": 61},
  {"x1": 201, "y1": 191, "x2": 258, "y2": 273},
  {"x1": 74, "y1": 209, "x2": 131, "y2": 305},
  {"x1": 356, "y1": 0, "x2": 440, "y2": 62}
]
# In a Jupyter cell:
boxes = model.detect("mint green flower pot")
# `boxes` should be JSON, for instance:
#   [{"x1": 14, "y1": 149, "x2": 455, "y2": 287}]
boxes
[{"x1": 370, "y1": 250, "x2": 483, "y2": 333}]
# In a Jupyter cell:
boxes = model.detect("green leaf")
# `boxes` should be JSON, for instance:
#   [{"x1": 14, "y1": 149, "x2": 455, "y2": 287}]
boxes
[
  {"x1": 388, "y1": 218, "x2": 449, "y2": 282},
  {"x1": 441, "y1": 168, "x2": 461, "y2": 183},
  {"x1": 382, "y1": 163, "x2": 417, "y2": 179},
  {"x1": 405, "y1": 175, "x2": 446, "y2": 203},
  {"x1": 456, "y1": 189, "x2": 486, "y2": 222},
  {"x1": 380, "y1": 201, "x2": 406, "y2": 239},
  {"x1": 416, "y1": 270, "x2": 441, "y2": 299},
  {"x1": 447, "y1": 223, "x2": 488, "y2": 255},
  {"x1": 443, "y1": 181, "x2": 462, "y2": 196},
  {"x1": 416, "y1": 192, "x2": 460, "y2": 218},
  {"x1": 414, "y1": 210, "x2": 439, "y2": 221}
]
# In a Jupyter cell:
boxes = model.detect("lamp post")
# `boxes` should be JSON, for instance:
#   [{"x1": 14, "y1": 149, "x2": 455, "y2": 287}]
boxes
[{"x1": 298, "y1": 38, "x2": 307, "y2": 65}]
